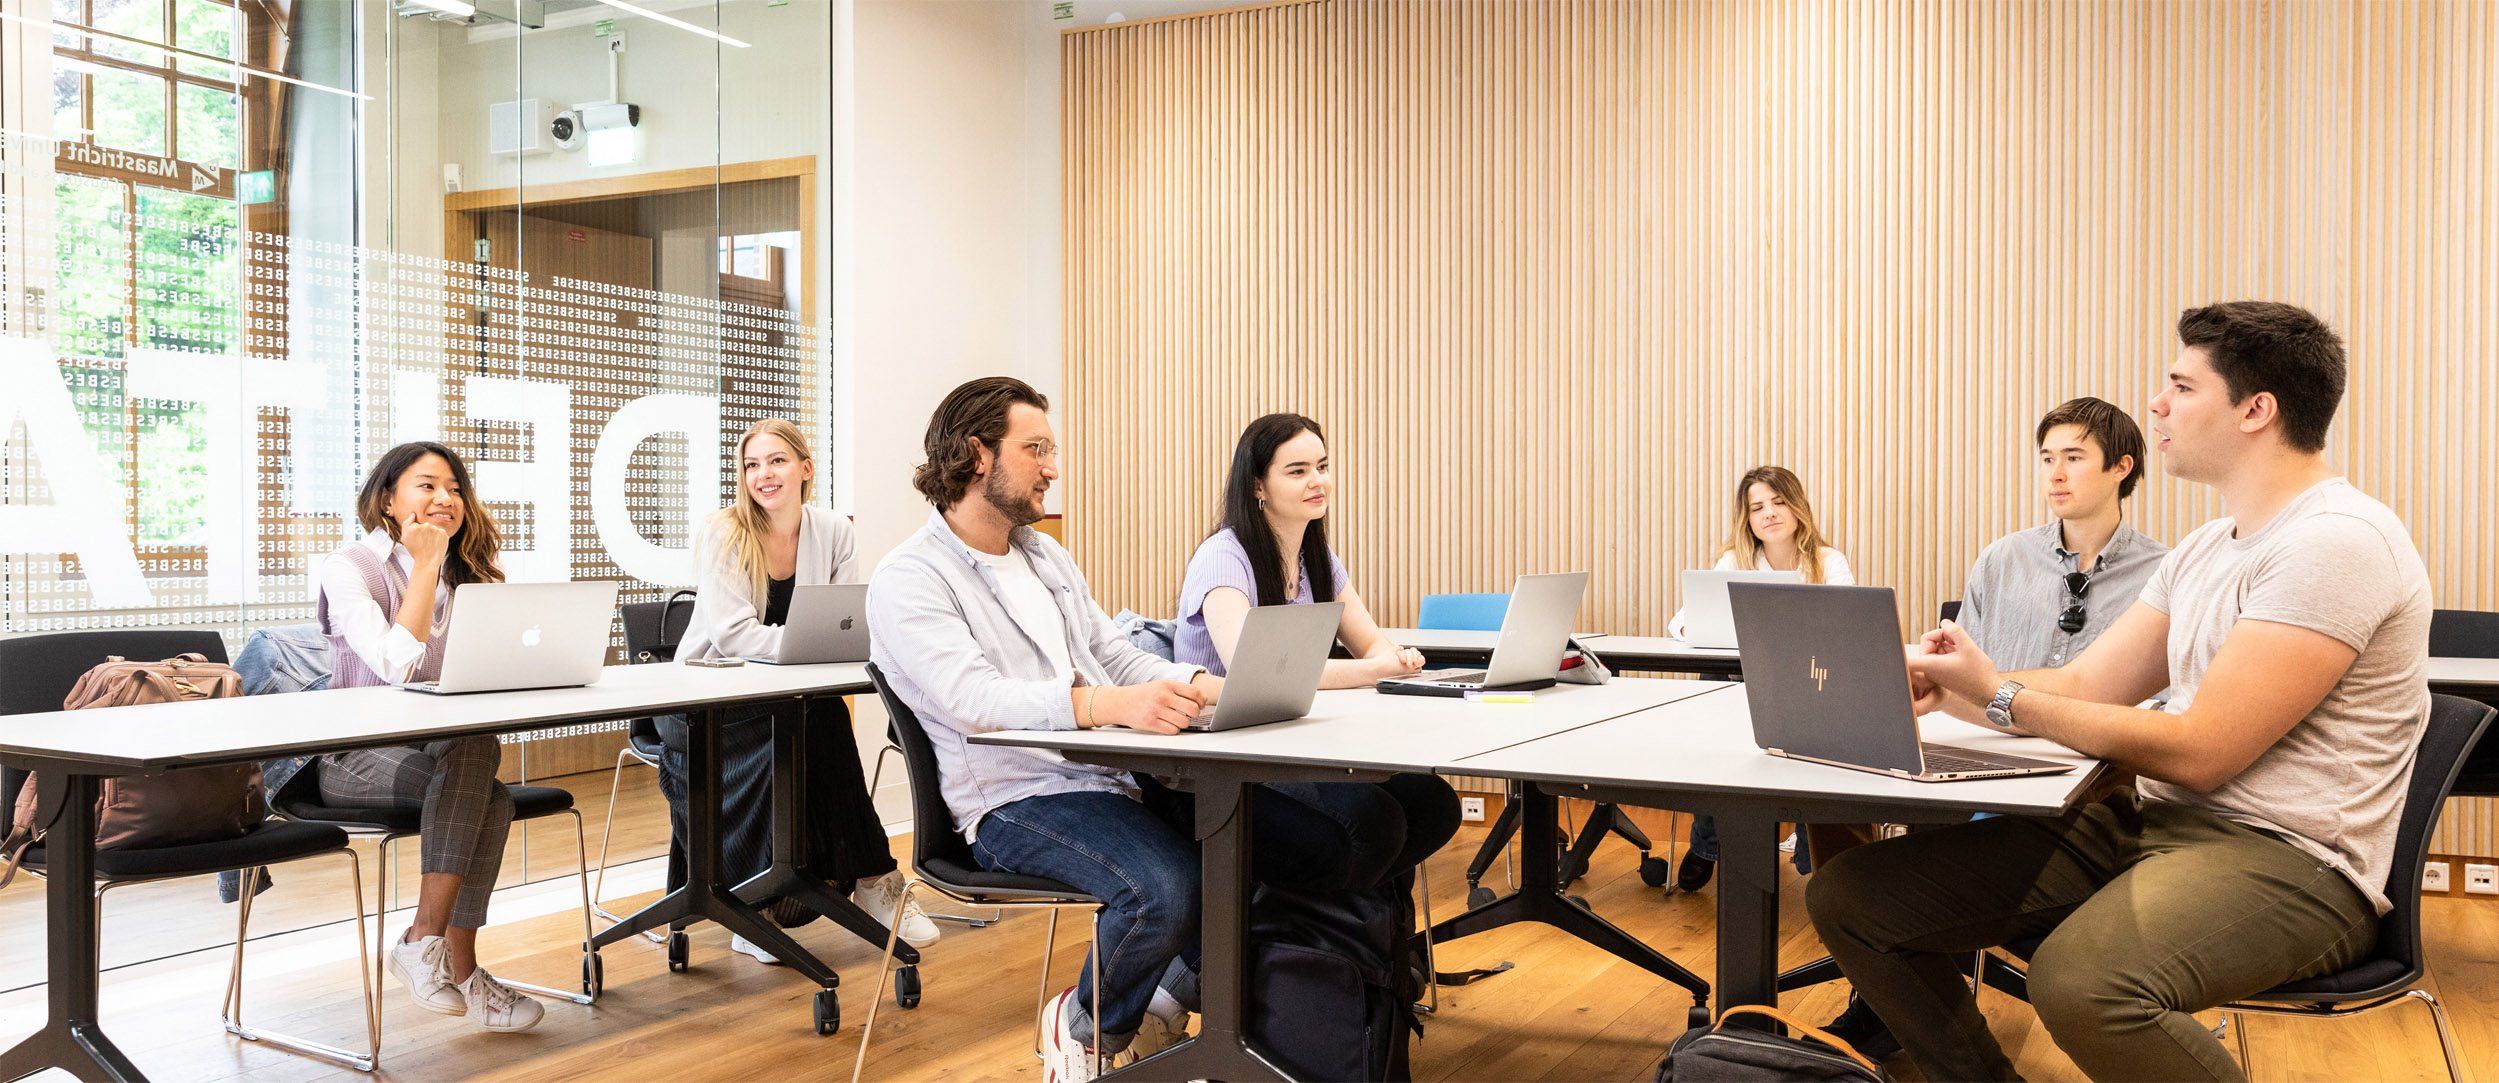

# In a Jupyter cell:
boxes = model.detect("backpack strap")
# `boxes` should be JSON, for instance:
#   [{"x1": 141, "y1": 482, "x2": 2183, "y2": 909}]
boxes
[{"x1": 1711, "y1": 1005, "x2": 1884, "y2": 1078}]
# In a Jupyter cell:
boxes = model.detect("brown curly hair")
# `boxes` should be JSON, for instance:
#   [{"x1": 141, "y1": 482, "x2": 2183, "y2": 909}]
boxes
[{"x1": 913, "y1": 377, "x2": 1051, "y2": 507}]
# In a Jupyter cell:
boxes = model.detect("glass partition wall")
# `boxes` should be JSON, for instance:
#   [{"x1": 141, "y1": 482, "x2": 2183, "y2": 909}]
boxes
[{"x1": 1, "y1": 0, "x2": 831, "y2": 961}]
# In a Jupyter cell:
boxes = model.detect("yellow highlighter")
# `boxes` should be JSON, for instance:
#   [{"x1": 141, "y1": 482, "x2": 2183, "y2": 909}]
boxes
[{"x1": 1465, "y1": 691, "x2": 1537, "y2": 704}]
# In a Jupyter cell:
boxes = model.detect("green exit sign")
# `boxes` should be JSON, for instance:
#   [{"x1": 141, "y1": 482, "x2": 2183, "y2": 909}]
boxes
[
  {"x1": 237, "y1": 169, "x2": 276, "y2": 205},
  {"x1": 1053, "y1": 2, "x2": 1073, "y2": 18},
  {"x1": 593, "y1": 17, "x2": 616, "y2": 36}
]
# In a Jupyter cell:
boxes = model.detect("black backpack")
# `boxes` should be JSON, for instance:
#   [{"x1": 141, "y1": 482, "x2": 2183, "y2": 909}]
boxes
[{"x1": 1246, "y1": 877, "x2": 1421, "y2": 1081}]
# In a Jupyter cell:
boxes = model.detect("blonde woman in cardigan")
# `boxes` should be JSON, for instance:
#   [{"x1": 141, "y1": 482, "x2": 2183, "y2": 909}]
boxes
[{"x1": 660, "y1": 419, "x2": 936, "y2": 961}]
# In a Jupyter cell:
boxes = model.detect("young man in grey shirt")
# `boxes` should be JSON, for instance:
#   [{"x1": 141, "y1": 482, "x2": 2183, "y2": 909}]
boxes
[
  {"x1": 1809, "y1": 302, "x2": 2432, "y2": 1082},
  {"x1": 1820, "y1": 395, "x2": 2172, "y2": 1060},
  {"x1": 1957, "y1": 396, "x2": 2170, "y2": 671}
]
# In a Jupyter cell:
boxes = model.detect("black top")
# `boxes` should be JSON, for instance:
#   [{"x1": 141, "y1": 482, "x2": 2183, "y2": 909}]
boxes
[{"x1": 763, "y1": 575, "x2": 795, "y2": 626}]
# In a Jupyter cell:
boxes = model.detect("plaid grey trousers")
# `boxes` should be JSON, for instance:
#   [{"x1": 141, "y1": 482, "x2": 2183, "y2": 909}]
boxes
[{"x1": 318, "y1": 737, "x2": 514, "y2": 928}]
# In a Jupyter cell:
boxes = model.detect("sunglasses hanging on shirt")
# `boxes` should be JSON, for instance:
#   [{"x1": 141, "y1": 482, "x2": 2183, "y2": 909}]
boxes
[{"x1": 2057, "y1": 570, "x2": 2092, "y2": 635}]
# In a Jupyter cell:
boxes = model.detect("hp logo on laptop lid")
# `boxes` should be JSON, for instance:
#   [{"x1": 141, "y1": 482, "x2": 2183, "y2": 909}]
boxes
[{"x1": 1810, "y1": 655, "x2": 1829, "y2": 691}]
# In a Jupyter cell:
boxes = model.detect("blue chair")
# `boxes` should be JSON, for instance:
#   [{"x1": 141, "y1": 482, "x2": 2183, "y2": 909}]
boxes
[{"x1": 1417, "y1": 592, "x2": 1510, "y2": 632}]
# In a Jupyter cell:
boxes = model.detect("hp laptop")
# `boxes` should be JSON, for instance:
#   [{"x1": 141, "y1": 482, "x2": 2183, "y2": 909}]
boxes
[
  {"x1": 404, "y1": 581, "x2": 619, "y2": 694},
  {"x1": 744, "y1": 584, "x2": 872, "y2": 665},
  {"x1": 1378, "y1": 572, "x2": 1589, "y2": 698},
  {"x1": 1728, "y1": 582, "x2": 2073, "y2": 781},
  {"x1": 1679, "y1": 568, "x2": 1802, "y2": 649},
  {"x1": 1184, "y1": 602, "x2": 1343, "y2": 731}
]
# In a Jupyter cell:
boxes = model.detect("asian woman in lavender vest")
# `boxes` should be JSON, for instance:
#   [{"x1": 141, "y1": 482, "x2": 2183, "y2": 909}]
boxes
[
  {"x1": 1174, "y1": 413, "x2": 1461, "y2": 888},
  {"x1": 311, "y1": 441, "x2": 542, "y2": 1033}
]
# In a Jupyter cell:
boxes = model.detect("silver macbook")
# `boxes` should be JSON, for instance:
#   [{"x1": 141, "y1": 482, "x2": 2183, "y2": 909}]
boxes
[
  {"x1": 744, "y1": 584, "x2": 871, "y2": 665},
  {"x1": 1379, "y1": 572, "x2": 1588, "y2": 698},
  {"x1": 1728, "y1": 582, "x2": 2073, "y2": 782},
  {"x1": 1680, "y1": 568, "x2": 1801, "y2": 649},
  {"x1": 403, "y1": 581, "x2": 619, "y2": 694},
  {"x1": 1184, "y1": 602, "x2": 1343, "y2": 732}
]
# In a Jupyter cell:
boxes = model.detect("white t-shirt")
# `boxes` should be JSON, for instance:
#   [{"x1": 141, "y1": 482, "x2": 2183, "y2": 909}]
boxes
[
  {"x1": 2136, "y1": 478, "x2": 2432, "y2": 915},
  {"x1": 973, "y1": 545, "x2": 1074, "y2": 680}
]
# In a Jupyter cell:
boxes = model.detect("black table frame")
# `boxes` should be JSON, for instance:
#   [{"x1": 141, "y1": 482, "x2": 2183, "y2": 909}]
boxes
[{"x1": 1, "y1": 688, "x2": 895, "y2": 1083}]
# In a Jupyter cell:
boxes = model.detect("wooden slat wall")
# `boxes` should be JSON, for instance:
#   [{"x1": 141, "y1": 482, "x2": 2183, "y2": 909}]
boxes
[{"x1": 1060, "y1": 0, "x2": 2499, "y2": 856}]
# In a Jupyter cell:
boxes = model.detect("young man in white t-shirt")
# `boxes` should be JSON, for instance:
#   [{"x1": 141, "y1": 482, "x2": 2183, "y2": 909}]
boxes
[{"x1": 1807, "y1": 302, "x2": 2433, "y2": 1082}]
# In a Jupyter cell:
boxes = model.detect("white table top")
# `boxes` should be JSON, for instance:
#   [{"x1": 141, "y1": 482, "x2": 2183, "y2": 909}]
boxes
[
  {"x1": 1453, "y1": 686, "x2": 2105, "y2": 818},
  {"x1": 2430, "y1": 656, "x2": 2499, "y2": 692},
  {"x1": 970, "y1": 678, "x2": 1736, "y2": 775},
  {"x1": 0, "y1": 662, "x2": 872, "y2": 774},
  {"x1": 1383, "y1": 627, "x2": 1741, "y2": 665}
]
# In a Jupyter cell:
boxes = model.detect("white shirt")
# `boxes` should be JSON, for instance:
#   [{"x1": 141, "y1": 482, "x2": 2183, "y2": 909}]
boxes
[
  {"x1": 1667, "y1": 546, "x2": 1856, "y2": 639},
  {"x1": 316, "y1": 527, "x2": 447, "y2": 684},
  {"x1": 972, "y1": 545, "x2": 1075, "y2": 680}
]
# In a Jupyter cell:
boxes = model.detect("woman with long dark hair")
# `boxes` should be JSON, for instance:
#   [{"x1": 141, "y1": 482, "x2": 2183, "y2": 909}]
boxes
[
  {"x1": 1172, "y1": 413, "x2": 1459, "y2": 889},
  {"x1": 311, "y1": 441, "x2": 540, "y2": 1033}
]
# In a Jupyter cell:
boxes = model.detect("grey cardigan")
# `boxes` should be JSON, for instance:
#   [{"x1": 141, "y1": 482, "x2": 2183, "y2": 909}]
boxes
[{"x1": 867, "y1": 509, "x2": 1202, "y2": 842}]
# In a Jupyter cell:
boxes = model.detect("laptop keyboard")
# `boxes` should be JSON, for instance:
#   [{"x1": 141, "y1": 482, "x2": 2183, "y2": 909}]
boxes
[
  {"x1": 1425, "y1": 671, "x2": 1485, "y2": 684},
  {"x1": 1183, "y1": 703, "x2": 1221, "y2": 731},
  {"x1": 1920, "y1": 743, "x2": 2055, "y2": 773}
]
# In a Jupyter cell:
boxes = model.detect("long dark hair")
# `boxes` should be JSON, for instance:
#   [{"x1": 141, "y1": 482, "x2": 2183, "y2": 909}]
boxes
[
  {"x1": 355, "y1": 441, "x2": 506, "y2": 589},
  {"x1": 1215, "y1": 413, "x2": 1337, "y2": 607}
]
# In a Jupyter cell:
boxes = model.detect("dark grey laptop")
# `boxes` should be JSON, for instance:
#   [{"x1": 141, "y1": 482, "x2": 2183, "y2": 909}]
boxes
[
  {"x1": 1728, "y1": 582, "x2": 2073, "y2": 782},
  {"x1": 744, "y1": 584, "x2": 870, "y2": 665},
  {"x1": 1185, "y1": 602, "x2": 1343, "y2": 731},
  {"x1": 1378, "y1": 571, "x2": 1589, "y2": 698}
]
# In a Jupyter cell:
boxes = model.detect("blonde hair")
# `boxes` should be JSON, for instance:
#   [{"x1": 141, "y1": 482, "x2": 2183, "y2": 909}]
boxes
[
  {"x1": 1718, "y1": 465, "x2": 1834, "y2": 583},
  {"x1": 713, "y1": 419, "x2": 814, "y2": 606}
]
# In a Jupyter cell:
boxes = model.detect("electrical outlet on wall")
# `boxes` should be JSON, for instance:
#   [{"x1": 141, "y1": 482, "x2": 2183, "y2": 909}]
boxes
[
  {"x1": 1461, "y1": 796, "x2": 1486, "y2": 822},
  {"x1": 2467, "y1": 863, "x2": 2499, "y2": 896},
  {"x1": 2423, "y1": 860, "x2": 2452, "y2": 893}
]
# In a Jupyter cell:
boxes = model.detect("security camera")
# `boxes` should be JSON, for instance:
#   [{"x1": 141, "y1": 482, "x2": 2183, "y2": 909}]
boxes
[
  {"x1": 581, "y1": 102, "x2": 641, "y2": 133},
  {"x1": 549, "y1": 109, "x2": 581, "y2": 150}
]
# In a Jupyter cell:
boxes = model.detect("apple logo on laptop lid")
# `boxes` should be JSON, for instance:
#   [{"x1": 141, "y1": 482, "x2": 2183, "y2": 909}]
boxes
[{"x1": 521, "y1": 625, "x2": 543, "y2": 648}]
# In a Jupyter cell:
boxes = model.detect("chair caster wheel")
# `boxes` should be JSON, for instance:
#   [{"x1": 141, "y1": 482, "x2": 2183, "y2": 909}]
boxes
[
  {"x1": 1467, "y1": 885, "x2": 1496, "y2": 910},
  {"x1": 667, "y1": 931, "x2": 689, "y2": 972},
  {"x1": 815, "y1": 989, "x2": 840, "y2": 1035},
  {"x1": 583, "y1": 951, "x2": 604, "y2": 996},
  {"x1": 1639, "y1": 854, "x2": 1670, "y2": 887},
  {"x1": 896, "y1": 965, "x2": 922, "y2": 1009}
]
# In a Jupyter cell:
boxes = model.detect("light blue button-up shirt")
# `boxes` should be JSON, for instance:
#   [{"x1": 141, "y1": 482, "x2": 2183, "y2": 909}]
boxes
[{"x1": 868, "y1": 508, "x2": 1203, "y2": 842}]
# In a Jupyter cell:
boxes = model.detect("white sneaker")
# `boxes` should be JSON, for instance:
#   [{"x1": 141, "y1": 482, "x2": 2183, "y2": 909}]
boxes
[
  {"x1": 387, "y1": 933, "x2": 467, "y2": 1016},
  {"x1": 729, "y1": 933, "x2": 784, "y2": 966},
  {"x1": 1039, "y1": 986, "x2": 1104, "y2": 1083},
  {"x1": 1779, "y1": 831, "x2": 1799, "y2": 853},
  {"x1": 456, "y1": 965, "x2": 545, "y2": 1033},
  {"x1": 854, "y1": 871, "x2": 940, "y2": 949},
  {"x1": 1117, "y1": 1007, "x2": 1190, "y2": 1067}
]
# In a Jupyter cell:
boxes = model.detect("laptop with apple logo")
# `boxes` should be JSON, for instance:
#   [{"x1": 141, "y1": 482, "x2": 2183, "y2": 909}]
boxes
[
  {"x1": 403, "y1": 581, "x2": 621, "y2": 694},
  {"x1": 744, "y1": 583, "x2": 873, "y2": 665}
]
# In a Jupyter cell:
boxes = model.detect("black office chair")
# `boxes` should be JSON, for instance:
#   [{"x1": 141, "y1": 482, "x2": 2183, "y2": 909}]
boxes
[
  {"x1": 851, "y1": 662, "x2": 1105, "y2": 1083},
  {"x1": 0, "y1": 630, "x2": 380, "y2": 1071},
  {"x1": 274, "y1": 760, "x2": 603, "y2": 1003},
  {"x1": 1980, "y1": 694, "x2": 2492, "y2": 1081},
  {"x1": 1940, "y1": 600, "x2": 1961, "y2": 623},
  {"x1": 589, "y1": 590, "x2": 697, "y2": 937},
  {"x1": 2428, "y1": 608, "x2": 2499, "y2": 659}
]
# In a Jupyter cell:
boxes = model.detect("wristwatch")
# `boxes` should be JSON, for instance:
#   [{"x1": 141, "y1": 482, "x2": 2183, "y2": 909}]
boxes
[{"x1": 1984, "y1": 679, "x2": 2026, "y2": 730}]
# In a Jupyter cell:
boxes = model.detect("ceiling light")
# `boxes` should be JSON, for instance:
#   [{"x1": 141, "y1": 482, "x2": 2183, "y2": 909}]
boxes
[{"x1": 591, "y1": 0, "x2": 750, "y2": 48}]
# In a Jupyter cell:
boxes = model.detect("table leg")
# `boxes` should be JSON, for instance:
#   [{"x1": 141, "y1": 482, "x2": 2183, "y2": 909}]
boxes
[
  {"x1": 592, "y1": 705, "x2": 841, "y2": 993},
  {"x1": 0, "y1": 773, "x2": 147, "y2": 1082},
  {"x1": 1425, "y1": 786, "x2": 1710, "y2": 1000},
  {"x1": 731, "y1": 698, "x2": 918, "y2": 967},
  {"x1": 1103, "y1": 776, "x2": 1294, "y2": 1082},
  {"x1": 1713, "y1": 811, "x2": 1782, "y2": 1020}
]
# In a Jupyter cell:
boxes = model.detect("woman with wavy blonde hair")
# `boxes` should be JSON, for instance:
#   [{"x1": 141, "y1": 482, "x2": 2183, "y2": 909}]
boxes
[{"x1": 666, "y1": 418, "x2": 936, "y2": 958}]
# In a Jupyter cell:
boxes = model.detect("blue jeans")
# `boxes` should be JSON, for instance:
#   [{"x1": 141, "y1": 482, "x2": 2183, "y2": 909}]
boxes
[
  {"x1": 1688, "y1": 814, "x2": 1814, "y2": 873},
  {"x1": 971, "y1": 772, "x2": 1454, "y2": 1039}
]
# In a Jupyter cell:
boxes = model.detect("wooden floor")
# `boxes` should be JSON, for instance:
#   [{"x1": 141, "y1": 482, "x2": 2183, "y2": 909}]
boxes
[{"x1": 3, "y1": 772, "x2": 2493, "y2": 1082}]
